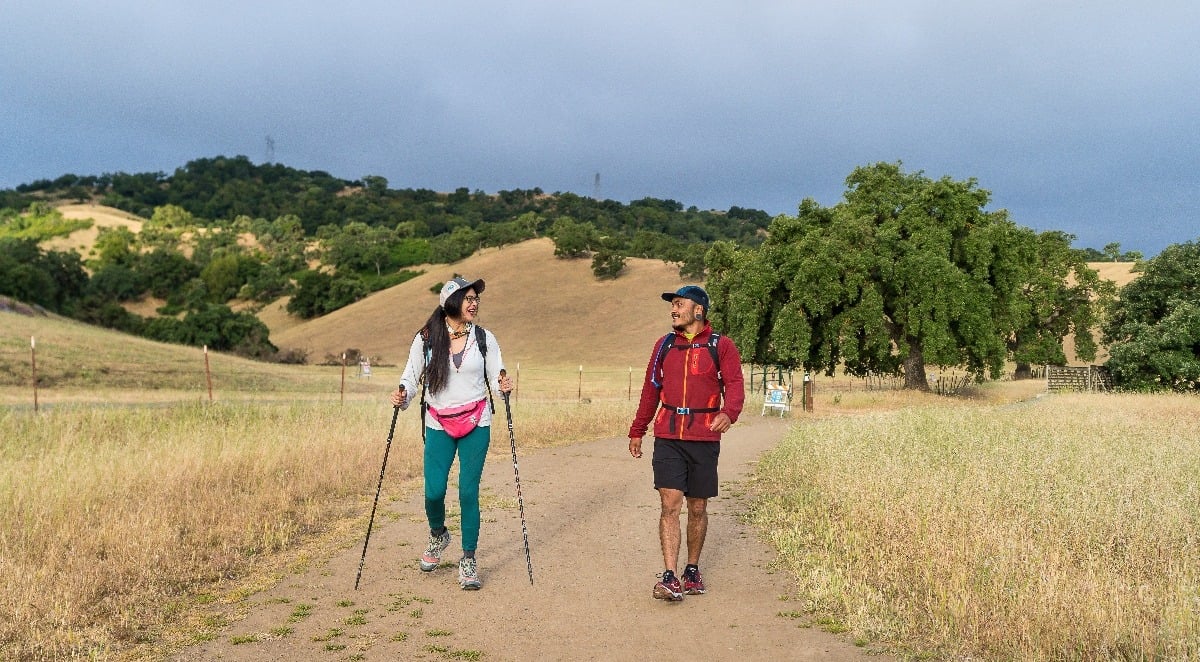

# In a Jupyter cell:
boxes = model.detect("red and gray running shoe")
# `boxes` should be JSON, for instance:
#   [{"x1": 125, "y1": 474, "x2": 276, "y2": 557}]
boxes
[
  {"x1": 652, "y1": 570, "x2": 683, "y2": 601},
  {"x1": 682, "y1": 566, "x2": 706, "y2": 595}
]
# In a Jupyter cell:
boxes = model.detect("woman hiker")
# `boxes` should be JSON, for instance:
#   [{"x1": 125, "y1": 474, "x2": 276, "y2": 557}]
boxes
[{"x1": 391, "y1": 276, "x2": 513, "y2": 590}]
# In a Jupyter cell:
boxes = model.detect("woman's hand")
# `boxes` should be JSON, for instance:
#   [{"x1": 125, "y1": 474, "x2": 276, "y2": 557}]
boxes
[
  {"x1": 498, "y1": 371, "x2": 514, "y2": 394},
  {"x1": 390, "y1": 386, "x2": 408, "y2": 408}
]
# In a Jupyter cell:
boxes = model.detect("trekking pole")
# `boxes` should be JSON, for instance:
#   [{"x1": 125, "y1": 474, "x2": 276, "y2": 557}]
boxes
[
  {"x1": 499, "y1": 370, "x2": 534, "y2": 585},
  {"x1": 355, "y1": 384, "x2": 403, "y2": 590}
]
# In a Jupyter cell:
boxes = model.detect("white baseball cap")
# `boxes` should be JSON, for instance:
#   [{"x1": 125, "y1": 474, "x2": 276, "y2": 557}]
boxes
[{"x1": 439, "y1": 276, "x2": 486, "y2": 308}]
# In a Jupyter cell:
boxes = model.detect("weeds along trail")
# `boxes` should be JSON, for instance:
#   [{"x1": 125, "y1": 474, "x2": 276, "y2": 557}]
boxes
[{"x1": 750, "y1": 390, "x2": 1200, "y2": 660}]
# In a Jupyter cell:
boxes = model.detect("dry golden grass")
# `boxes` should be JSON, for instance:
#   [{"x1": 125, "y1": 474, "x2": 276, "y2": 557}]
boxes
[
  {"x1": 0, "y1": 312, "x2": 391, "y2": 404},
  {"x1": 3, "y1": 226, "x2": 1164, "y2": 660},
  {"x1": 0, "y1": 396, "x2": 630, "y2": 660},
  {"x1": 1088, "y1": 261, "x2": 1139, "y2": 288},
  {"x1": 269, "y1": 237, "x2": 689, "y2": 369},
  {"x1": 1, "y1": 401, "x2": 388, "y2": 659},
  {"x1": 752, "y1": 390, "x2": 1200, "y2": 660},
  {"x1": 40, "y1": 204, "x2": 144, "y2": 256}
]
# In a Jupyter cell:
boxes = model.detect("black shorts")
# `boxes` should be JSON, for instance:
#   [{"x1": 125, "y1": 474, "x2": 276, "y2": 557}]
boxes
[{"x1": 652, "y1": 437, "x2": 720, "y2": 499}]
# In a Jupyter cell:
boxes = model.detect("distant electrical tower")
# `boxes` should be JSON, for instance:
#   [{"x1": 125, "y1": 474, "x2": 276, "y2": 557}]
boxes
[
  {"x1": 264, "y1": 135, "x2": 276, "y2": 164},
  {"x1": 593, "y1": 172, "x2": 600, "y2": 199}
]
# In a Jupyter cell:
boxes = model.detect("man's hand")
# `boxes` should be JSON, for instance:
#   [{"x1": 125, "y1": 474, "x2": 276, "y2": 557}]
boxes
[
  {"x1": 708, "y1": 412, "x2": 732, "y2": 433},
  {"x1": 628, "y1": 437, "x2": 643, "y2": 458}
]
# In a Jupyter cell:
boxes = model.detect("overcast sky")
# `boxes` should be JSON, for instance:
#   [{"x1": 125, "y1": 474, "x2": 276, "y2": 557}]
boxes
[{"x1": 2, "y1": 2, "x2": 1197, "y2": 255}]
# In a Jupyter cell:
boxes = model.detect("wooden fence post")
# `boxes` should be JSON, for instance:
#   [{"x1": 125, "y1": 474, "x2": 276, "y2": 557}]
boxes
[
  {"x1": 204, "y1": 345, "x2": 213, "y2": 402},
  {"x1": 31, "y1": 336, "x2": 38, "y2": 413},
  {"x1": 340, "y1": 352, "x2": 346, "y2": 405}
]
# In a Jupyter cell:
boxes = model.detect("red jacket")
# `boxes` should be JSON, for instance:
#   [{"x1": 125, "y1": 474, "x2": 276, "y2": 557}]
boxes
[{"x1": 628, "y1": 323, "x2": 745, "y2": 442}]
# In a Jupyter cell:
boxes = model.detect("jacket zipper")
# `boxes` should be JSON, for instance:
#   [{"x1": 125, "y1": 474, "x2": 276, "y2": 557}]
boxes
[{"x1": 678, "y1": 344, "x2": 691, "y2": 439}]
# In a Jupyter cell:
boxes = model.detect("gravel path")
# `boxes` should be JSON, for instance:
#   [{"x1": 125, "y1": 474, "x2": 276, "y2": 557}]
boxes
[{"x1": 177, "y1": 415, "x2": 889, "y2": 661}]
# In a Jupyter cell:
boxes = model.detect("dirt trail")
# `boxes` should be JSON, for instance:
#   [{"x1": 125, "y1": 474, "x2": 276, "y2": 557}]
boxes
[{"x1": 178, "y1": 416, "x2": 889, "y2": 661}]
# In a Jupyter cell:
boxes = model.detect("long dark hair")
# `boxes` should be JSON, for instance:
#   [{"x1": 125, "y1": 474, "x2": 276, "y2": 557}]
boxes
[{"x1": 419, "y1": 289, "x2": 468, "y2": 395}]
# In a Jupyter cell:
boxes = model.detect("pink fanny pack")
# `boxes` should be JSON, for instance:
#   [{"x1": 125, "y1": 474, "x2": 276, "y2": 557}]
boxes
[{"x1": 427, "y1": 398, "x2": 488, "y2": 439}]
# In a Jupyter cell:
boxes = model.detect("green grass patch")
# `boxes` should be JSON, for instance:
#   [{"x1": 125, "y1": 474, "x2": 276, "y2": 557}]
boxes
[
  {"x1": 312, "y1": 628, "x2": 343, "y2": 642},
  {"x1": 288, "y1": 604, "x2": 315, "y2": 622}
]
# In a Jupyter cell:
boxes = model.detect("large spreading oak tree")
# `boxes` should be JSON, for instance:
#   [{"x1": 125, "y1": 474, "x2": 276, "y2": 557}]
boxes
[
  {"x1": 1103, "y1": 240, "x2": 1200, "y2": 391},
  {"x1": 707, "y1": 162, "x2": 1106, "y2": 390}
]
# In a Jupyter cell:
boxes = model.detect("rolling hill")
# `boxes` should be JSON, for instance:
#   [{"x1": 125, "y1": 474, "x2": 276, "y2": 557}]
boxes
[
  {"x1": 19, "y1": 204, "x2": 1142, "y2": 373},
  {"x1": 269, "y1": 238, "x2": 689, "y2": 369}
]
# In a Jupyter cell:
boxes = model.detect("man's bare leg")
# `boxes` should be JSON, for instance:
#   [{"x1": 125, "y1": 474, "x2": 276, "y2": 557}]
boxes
[
  {"x1": 685, "y1": 496, "x2": 708, "y2": 566},
  {"x1": 658, "y1": 487, "x2": 684, "y2": 573}
]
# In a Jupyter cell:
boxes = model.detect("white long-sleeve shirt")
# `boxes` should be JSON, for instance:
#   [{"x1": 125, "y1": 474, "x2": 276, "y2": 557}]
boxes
[{"x1": 397, "y1": 326, "x2": 505, "y2": 430}]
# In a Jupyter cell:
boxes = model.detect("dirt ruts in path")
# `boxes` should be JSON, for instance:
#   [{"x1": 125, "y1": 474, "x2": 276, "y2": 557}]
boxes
[{"x1": 177, "y1": 416, "x2": 888, "y2": 661}]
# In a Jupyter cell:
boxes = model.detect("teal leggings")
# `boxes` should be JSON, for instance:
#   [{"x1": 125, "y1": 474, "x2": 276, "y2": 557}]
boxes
[{"x1": 424, "y1": 425, "x2": 491, "y2": 552}]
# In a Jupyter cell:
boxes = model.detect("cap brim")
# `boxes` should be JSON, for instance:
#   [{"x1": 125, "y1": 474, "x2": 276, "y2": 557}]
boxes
[{"x1": 661, "y1": 292, "x2": 679, "y2": 302}]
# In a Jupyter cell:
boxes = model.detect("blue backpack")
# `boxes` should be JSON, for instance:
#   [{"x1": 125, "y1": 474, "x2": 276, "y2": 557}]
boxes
[
  {"x1": 650, "y1": 331, "x2": 724, "y2": 392},
  {"x1": 650, "y1": 332, "x2": 724, "y2": 433}
]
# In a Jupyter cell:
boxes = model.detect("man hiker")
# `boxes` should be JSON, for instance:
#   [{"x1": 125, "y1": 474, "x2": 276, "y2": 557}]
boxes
[{"x1": 627, "y1": 285, "x2": 745, "y2": 601}]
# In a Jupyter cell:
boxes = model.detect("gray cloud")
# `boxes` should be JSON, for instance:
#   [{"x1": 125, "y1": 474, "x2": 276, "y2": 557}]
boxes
[{"x1": 2, "y1": 1, "x2": 1197, "y2": 254}]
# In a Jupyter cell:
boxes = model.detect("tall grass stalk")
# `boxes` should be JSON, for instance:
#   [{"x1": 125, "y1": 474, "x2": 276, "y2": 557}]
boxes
[
  {"x1": 0, "y1": 398, "x2": 628, "y2": 659},
  {"x1": 751, "y1": 392, "x2": 1200, "y2": 659}
]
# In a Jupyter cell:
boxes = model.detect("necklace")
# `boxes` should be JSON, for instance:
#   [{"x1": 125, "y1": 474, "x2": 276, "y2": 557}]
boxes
[{"x1": 451, "y1": 324, "x2": 476, "y2": 372}]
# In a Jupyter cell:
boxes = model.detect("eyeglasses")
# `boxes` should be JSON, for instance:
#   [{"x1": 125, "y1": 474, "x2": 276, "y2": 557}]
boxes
[{"x1": 463, "y1": 296, "x2": 482, "y2": 305}]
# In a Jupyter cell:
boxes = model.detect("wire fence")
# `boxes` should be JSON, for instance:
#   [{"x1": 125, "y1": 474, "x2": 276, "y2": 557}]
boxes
[
  {"x1": 508, "y1": 363, "x2": 644, "y2": 403},
  {"x1": 507, "y1": 363, "x2": 928, "y2": 403},
  {"x1": 7, "y1": 333, "x2": 990, "y2": 411}
]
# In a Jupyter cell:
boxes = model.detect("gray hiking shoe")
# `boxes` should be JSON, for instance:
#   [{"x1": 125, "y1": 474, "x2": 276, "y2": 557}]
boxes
[
  {"x1": 419, "y1": 530, "x2": 451, "y2": 571},
  {"x1": 459, "y1": 557, "x2": 482, "y2": 590}
]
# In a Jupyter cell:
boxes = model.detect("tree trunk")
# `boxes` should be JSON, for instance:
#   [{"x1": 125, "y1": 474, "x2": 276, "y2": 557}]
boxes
[
  {"x1": 1013, "y1": 362, "x2": 1033, "y2": 380},
  {"x1": 903, "y1": 338, "x2": 930, "y2": 391}
]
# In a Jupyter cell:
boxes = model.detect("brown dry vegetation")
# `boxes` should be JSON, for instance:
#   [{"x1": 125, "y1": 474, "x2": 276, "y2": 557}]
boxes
[
  {"x1": 268, "y1": 237, "x2": 688, "y2": 370},
  {"x1": 753, "y1": 391, "x2": 1200, "y2": 659},
  {"x1": 41, "y1": 204, "x2": 144, "y2": 256},
  {"x1": 7, "y1": 206, "x2": 1174, "y2": 660}
]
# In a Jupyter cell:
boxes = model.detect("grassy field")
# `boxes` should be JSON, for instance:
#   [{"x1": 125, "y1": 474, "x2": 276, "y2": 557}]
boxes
[
  {"x1": 0, "y1": 236, "x2": 1159, "y2": 660},
  {"x1": 0, "y1": 396, "x2": 633, "y2": 660},
  {"x1": 0, "y1": 311, "x2": 640, "y2": 659},
  {"x1": 751, "y1": 390, "x2": 1200, "y2": 660}
]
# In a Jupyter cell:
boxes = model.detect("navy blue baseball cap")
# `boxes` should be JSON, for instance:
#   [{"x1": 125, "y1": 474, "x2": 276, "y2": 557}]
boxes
[{"x1": 661, "y1": 285, "x2": 709, "y2": 310}]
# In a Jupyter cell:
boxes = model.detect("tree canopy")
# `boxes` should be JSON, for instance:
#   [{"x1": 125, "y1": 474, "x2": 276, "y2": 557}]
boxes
[
  {"x1": 707, "y1": 162, "x2": 1108, "y2": 389},
  {"x1": 1103, "y1": 239, "x2": 1200, "y2": 391}
]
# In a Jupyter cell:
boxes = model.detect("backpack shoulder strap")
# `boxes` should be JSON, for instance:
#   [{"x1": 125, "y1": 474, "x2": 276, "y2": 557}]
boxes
[
  {"x1": 650, "y1": 332, "x2": 675, "y2": 389},
  {"x1": 475, "y1": 324, "x2": 496, "y2": 415},
  {"x1": 708, "y1": 332, "x2": 724, "y2": 393},
  {"x1": 475, "y1": 324, "x2": 488, "y2": 358}
]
